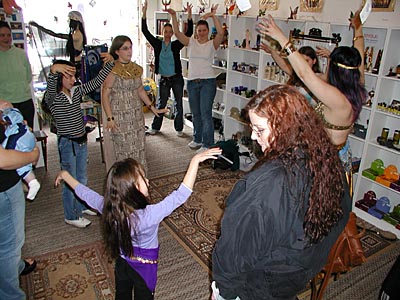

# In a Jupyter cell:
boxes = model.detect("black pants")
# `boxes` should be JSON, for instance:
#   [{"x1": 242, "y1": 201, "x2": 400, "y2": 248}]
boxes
[
  {"x1": 12, "y1": 99, "x2": 35, "y2": 129},
  {"x1": 115, "y1": 256, "x2": 154, "y2": 300}
]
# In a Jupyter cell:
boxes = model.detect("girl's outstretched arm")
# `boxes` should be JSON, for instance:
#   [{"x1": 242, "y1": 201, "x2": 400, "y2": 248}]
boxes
[
  {"x1": 182, "y1": 148, "x2": 222, "y2": 189},
  {"x1": 55, "y1": 170, "x2": 79, "y2": 189},
  {"x1": 55, "y1": 170, "x2": 104, "y2": 212}
]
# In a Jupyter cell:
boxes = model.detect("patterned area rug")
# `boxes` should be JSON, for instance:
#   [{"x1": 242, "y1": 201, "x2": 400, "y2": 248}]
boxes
[
  {"x1": 151, "y1": 167, "x2": 394, "y2": 273},
  {"x1": 150, "y1": 166, "x2": 242, "y2": 270},
  {"x1": 20, "y1": 241, "x2": 115, "y2": 300}
]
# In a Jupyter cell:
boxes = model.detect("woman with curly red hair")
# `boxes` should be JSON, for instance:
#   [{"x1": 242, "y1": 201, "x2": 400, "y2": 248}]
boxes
[{"x1": 211, "y1": 85, "x2": 351, "y2": 300}]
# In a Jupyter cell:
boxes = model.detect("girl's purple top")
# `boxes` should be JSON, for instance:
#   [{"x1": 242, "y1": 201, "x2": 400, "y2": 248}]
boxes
[{"x1": 74, "y1": 182, "x2": 192, "y2": 292}]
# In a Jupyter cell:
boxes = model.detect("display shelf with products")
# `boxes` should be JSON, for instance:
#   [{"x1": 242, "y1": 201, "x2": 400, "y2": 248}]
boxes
[{"x1": 351, "y1": 27, "x2": 400, "y2": 238}]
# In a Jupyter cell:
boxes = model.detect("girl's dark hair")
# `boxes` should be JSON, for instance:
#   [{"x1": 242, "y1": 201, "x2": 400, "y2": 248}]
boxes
[
  {"x1": 52, "y1": 60, "x2": 75, "y2": 93},
  {"x1": 288, "y1": 46, "x2": 320, "y2": 86},
  {"x1": 196, "y1": 20, "x2": 209, "y2": 30},
  {"x1": 109, "y1": 35, "x2": 132, "y2": 60},
  {"x1": 101, "y1": 158, "x2": 149, "y2": 259},
  {"x1": 0, "y1": 21, "x2": 11, "y2": 31},
  {"x1": 246, "y1": 85, "x2": 344, "y2": 243},
  {"x1": 328, "y1": 46, "x2": 367, "y2": 121},
  {"x1": 66, "y1": 19, "x2": 87, "y2": 63}
]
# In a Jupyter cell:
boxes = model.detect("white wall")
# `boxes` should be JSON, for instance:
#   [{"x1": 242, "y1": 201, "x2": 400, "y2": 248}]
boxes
[{"x1": 156, "y1": 0, "x2": 400, "y2": 27}]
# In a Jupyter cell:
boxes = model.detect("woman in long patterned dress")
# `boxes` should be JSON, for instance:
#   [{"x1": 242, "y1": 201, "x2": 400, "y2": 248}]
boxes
[{"x1": 102, "y1": 36, "x2": 166, "y2": 172}]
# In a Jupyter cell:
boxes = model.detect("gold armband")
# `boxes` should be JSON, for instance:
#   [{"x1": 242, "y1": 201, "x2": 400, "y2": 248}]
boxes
[
  {"x1": 353, "y1": 35, "x2": 364, "y2": 42},
  {"x1": 283, "y1": 43, "x2": 296, "y2": 56}
]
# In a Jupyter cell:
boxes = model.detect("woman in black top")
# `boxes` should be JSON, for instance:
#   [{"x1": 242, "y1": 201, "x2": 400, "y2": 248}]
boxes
[{"x1": 141, "y1": 1, "x2": 193, "y2": 136}]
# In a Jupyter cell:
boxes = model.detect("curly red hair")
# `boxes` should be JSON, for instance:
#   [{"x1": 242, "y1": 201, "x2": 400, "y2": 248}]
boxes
[{"x1": 246, "y1": 85, "x2": 345, "y2": 243}]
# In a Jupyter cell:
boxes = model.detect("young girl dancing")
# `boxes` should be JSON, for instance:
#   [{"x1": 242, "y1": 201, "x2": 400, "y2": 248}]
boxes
[{"x1": 55, "y1": 148, "x2": 222, "y2": 300}]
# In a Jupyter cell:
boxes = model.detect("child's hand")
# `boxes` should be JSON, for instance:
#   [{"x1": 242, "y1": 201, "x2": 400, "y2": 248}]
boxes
[
  {"x1": 192, "y1": 147, "x2": 222, "y2": 164},
  {"x1": 101, "y1": 52, "x2": 114, "y2": 63},
  {"x1": 54, "y1": 170, "x2": 68, "y2": 187},
  {"x1": 183, "y1": 147, "x2": 223, "y2": 189},
  {"x1": 51, "y1": 64, "x2": 75, "y2": 77}
]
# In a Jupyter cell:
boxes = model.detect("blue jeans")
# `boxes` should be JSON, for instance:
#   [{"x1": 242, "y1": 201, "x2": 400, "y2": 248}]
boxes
[
  {"x1": 152, "y1": 74, "x2": 184, "y2": 132},
  {"x1": 0, "y1": 181, "x2": 26, "y2": 300},
  {"x1": 187, "y1": 78, "x2": 216, "y2": 148},
  {"x1": 58, "y1": 137, "x2": 88, "y2": 220}
]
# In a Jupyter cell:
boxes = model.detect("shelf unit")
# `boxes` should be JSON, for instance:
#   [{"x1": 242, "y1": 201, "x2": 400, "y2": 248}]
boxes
[{"x1": 151, "y1": 12, "x2": 400, "y2": 236}]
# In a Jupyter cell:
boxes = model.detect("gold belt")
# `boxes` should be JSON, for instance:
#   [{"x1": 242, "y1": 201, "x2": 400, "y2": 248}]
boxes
[{"x1": 130, "y1": 256, "x2": 158, "y2": 264}]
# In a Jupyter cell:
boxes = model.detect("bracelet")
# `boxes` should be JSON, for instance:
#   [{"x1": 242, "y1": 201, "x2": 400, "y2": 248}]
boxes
[
  {"x1": 283, "y1": 43, "x2": 296, "y2": 56},
  {"x1": 107, "y1": 116, "x2": 114, "y2": 121},
  {"x1": 280, "y1": 41, "x2": 291, "y2": 55},
  {"x1": 353, "y1": 35, "x2": 364, "y2": 42},
  {"x1": 147, "y1": 104, "x2": 154, "y2": 109}
]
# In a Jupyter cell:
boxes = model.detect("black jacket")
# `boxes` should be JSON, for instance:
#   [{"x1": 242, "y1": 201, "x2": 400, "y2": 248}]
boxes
[
  {"x1": 212, "y1": 158, "x2": 351, "y2": 300},
  {"x1": 141, "y1": 18, "x2": 193, "y2": 75}
]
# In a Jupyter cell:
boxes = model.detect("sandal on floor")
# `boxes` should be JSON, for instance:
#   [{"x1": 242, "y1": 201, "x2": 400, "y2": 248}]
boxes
[{"x1": 20, "y1": 259, "x2": 37, "y2": 276}]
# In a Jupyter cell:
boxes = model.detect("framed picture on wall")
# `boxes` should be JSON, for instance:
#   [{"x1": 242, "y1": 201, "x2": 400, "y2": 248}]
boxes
[
  {"x1": 10, "y1": 22, "x2": 22, "y2": 30},
  {"x1": 259, "y1": 0, "x2": 279, "y2": 11},
  {"x1": 364, "y1": 0, "x2": 396, "y2": 11},
  {"x1": 300, "y1": 0, "x2": 325, "y2": 13}
]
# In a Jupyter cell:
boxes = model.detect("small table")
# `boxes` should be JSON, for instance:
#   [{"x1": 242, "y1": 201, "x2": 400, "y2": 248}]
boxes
[{"x1": 34, "y1": 130, "x2": 48, "y2": 171}]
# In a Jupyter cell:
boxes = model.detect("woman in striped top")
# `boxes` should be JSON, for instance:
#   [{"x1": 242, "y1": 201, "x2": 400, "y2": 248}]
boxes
[{"x1": 44, "y1": 54, "x2": 114, "y2": 228}]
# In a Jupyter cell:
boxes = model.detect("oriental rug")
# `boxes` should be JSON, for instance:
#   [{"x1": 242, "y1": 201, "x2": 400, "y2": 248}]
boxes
[
  {"x1": 150, "y1": 166, "x2": 243, "y2": 270},
  {"x1": 150, "y1": 167, "x2": 394, "y2": 273},
  {"x1": 20, "y1": 241, "x2": 115, "y2": 300}
]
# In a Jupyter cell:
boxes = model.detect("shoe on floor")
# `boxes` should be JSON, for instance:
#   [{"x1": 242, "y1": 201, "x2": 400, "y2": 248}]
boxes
[
  {"x1": 196, "y1": 146, "x2": 209, "y2": 153},
  {"x1": 26, "y1": 179, "x2": 41, "y2": 201},
  {"x1": 82, "y1": 209, "x2": 97, "y2": 216},
  {"x1": 176, "y1": 131, "x2": 184, "y2": 137},
  {"x1": 146, "y1": 128, "x2": 159, "y2": 135},
  {"x1": 21, "y1": 259, "x2": 37, "y2": 276},
  {"x1": 65, "y1": 217, "x2": 91, "y2": 228},
  {"x1": 188, "y1": 141, "x2": 202, "y2": 150}
]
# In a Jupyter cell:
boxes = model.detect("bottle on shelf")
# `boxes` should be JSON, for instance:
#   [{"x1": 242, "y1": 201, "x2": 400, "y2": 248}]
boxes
[{"x1": 264, "y1": 62, "x2": 271, "y2": 80}]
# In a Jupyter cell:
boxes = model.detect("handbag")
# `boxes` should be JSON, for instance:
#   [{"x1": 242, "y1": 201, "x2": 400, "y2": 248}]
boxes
[
  {"x1": 327, "y1": 212, "x2": 366, "y2": 274},
  {"x1": 311, "y1": 212, "x2": 366, "y2": 300}
]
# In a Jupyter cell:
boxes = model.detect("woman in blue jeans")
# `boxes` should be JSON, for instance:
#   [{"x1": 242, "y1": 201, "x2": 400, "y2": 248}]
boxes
[
  {"x1": 0, "y1": 123, "x2": 39, "y2": 300},
  {"x1": 168, "y1": 4, "x2": 224, "y2": 151}
]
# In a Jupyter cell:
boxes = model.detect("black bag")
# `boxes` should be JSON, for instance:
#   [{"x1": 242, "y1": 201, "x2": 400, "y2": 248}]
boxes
[
  {"x1": 211, "y1": 139, "x2": 240, "y2": 171},
  {"x1": 379, "y1": 255, "x2": 400, "y2": 299}
]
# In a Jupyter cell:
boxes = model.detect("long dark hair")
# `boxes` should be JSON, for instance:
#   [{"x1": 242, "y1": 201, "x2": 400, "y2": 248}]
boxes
[
  {"x1": 328, "y1": 46, "x2": 367, "y2": 121},
  {"x1": 101, "y1": 158, "x2": 149, "y2": 259},
  {"x1": 52, "y1": 60, "x2": 75, "y2": 92},
  {"x1": 246, "y1": 85, "x2": 344, "y2": 243},
  {"x1": 66, "y1": 19, "x2": 87, "y2": 63},
  {"x1": 109, "y1": 35, "x2": 132, "y2": 60},
  {"x1": 288, "y1": 46, "x2": 320, "y2": 86}
]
